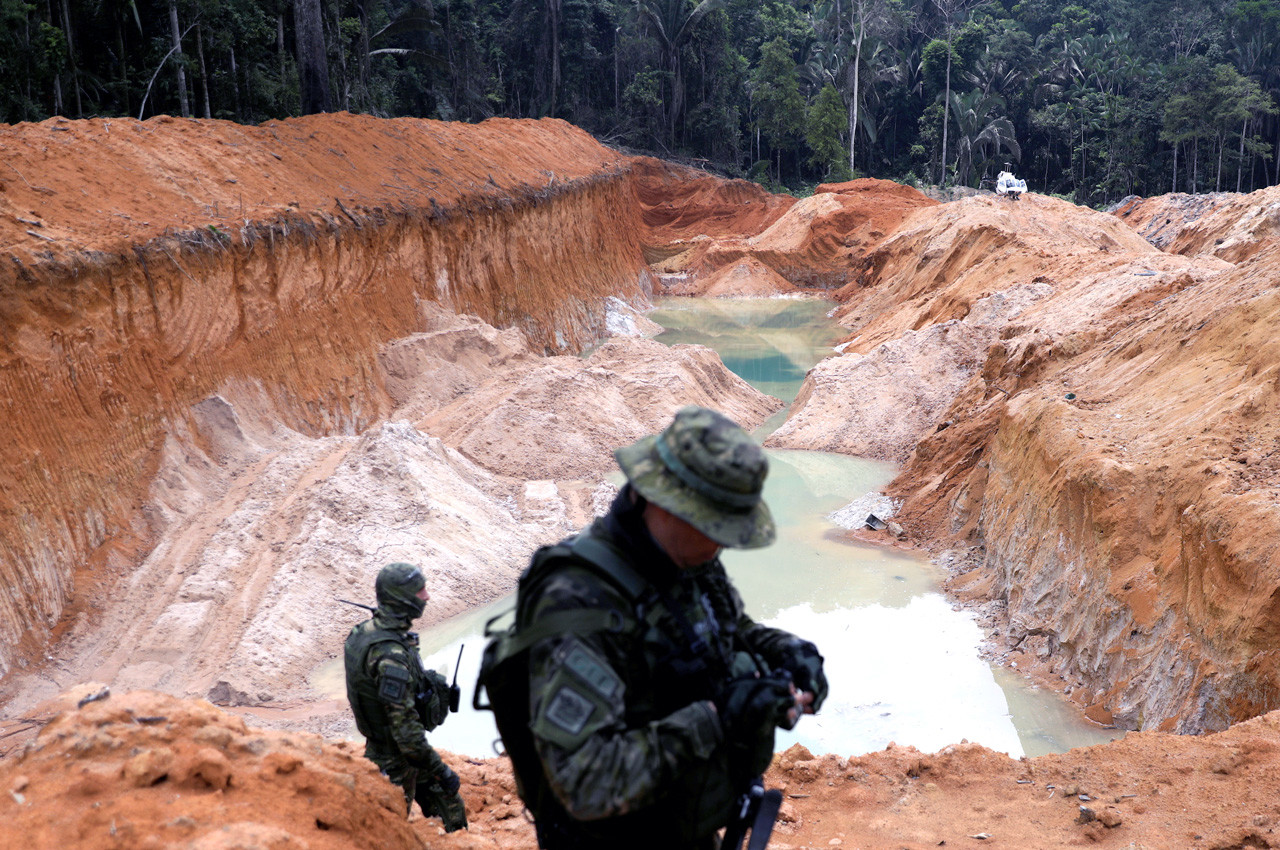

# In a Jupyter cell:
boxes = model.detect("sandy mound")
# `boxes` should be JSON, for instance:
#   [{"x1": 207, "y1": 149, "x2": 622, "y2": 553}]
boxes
[
  {"x1": 0, "y1": 305, "x2": 778, "y2": 737},
  {"x1": 420, "y1": 337, "x2": 783, "y2": 480},
  {"x1": 788, "y1": 182, "x2": 1280, "y2": 731},
  {"x1": 768, "y1": 283, "x2": 1052, "y2": 459},
  {"x1": 698, "y1": 257, "x2": 799, "y2": 297},
  {"x1": 830, "y1": 192, "x2": 1167, "y2": 351},
  {"x1": 1161, "y1": 184, "x2": 1280, "y2": 262},
  {"x1": 693, "y1": 182, "x2": 936, "y2": 290}
]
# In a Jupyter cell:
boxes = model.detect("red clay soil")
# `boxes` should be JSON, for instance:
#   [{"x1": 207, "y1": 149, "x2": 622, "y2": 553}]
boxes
[
  {"x1": 691, "y1": 178, "x2": 938, "y2": 291},
  {"x1": 6, "y1": 688, "x2": 1280, "y2": 850},
  {"x1": 0, "y1": 113, "x2": 651, "y2": 680},
  {"x1": 629, "y1": 155, "x2": 797, "y2": 244}
]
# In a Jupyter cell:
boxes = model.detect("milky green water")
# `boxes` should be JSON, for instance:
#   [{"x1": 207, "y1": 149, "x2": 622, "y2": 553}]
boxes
[{"x1": 316, "y1": 296, "x2": 1120, "y2": 759}]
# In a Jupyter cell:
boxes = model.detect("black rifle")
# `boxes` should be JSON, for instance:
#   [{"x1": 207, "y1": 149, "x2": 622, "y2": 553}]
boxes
[{"x1": 721, "y1": 777, "x2": 782, "y2": 850}]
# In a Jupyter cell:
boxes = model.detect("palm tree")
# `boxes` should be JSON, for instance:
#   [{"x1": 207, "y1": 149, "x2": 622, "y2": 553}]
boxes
[
  {"x1": 948, "y1": 88, "x2": 1020, "y2": 187},
  {"x1": 636, "y1": 0, "x2": 726, "y2": 146}
]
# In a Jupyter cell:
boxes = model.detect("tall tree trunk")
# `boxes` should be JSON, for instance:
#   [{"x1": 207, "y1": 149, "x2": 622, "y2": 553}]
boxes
[
  {"x1": 357, "y1": 0, "x2": 371, "y2": 113},
  {"x1": 229, "y1": 47, "x2": 242, "y2": 122},
  {"x1": 851, "y1": 10, "x2": 863, "y2": 175},
  {"x1": 941, "y1": 44, "x2": 951, "y2": 184},
  {"x1": 294, "y1": 0, "x2": 331, "y2": 114},
  {"x1": 277, "y1": 14, "x2": 288, "y2": 108},
  {"x1": 59, "y1": 0, "x2": 81, "y2": 116},
  {"x1": 196, "y1": 24, "x2": 211, "y2": 119},
  {"x1": 169, "y1": 0, "x2": 190, "y2": 117},
  {"x1": 115, "y1": 11, "x2": 130, "y2": 116},
  {"x1": 1237, "y1": 118, "x2": 1247, "y2": 193},
  {"x1": 1192, "y1": 137, "x2": 1199, "y2": 193},
  {"x1": 1171, "y1": 142, "x2": 1178, "y2": 194}
]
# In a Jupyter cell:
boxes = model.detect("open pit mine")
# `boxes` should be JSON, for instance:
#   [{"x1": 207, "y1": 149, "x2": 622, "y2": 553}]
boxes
[{"x1": 3, "y1": 113, "x2": 1280, "y2": 849}]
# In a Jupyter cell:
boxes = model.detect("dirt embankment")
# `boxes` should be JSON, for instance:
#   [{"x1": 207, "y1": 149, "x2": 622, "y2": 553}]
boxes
[
  {"x1": 0, "y1": 114, "x2": 651, "y2": 681},
  {"x1": 632, "y1": 166, "x2": 936, "y2": 295},
  {"x1": 775, "y1": 188, "x2": 1280, "y2": 734},
  {"x1": 9, "y1": 687, "x2": 1280, "y2": 850}
]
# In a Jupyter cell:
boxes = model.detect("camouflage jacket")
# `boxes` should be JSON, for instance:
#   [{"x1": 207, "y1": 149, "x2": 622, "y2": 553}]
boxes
[
  {"x1": 344, "y1": 611, "x2": 449, "y2": 779},
  {"x1": 523, "y1": 488, "x2": 805, "y2": 845}
]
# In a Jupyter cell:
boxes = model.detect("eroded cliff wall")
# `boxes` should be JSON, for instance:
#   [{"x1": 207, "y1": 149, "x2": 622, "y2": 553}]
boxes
[
  {"x1": 0, "y1": 114, "x2": 650, "y2": 677},
  {"x1": 798, "y1": 190, "x2": 1280, "y2": 732}
]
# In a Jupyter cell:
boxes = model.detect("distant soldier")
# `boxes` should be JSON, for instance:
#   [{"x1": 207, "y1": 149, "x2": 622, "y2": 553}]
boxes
[
  {"x1": 478, "y1": 406, "x2": 828, "y2": 849},
  {"x1": 344, "y1": 562, "x2": 467, "y2": 832}
]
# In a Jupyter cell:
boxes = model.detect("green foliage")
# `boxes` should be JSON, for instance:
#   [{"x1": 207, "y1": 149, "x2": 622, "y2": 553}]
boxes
[
  {"x1": 751, "y1": 36, "x2": 805, "y2": 179},
  {"x1": 0, "y1": 0, "x2": 1277, "y2": 200},
  {"x1": 806, "y1": 83, "x2": 850, "y2": 180}
]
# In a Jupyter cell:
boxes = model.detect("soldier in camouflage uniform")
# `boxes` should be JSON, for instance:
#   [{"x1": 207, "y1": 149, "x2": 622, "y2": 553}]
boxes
[
  {"x1": 344, "y1": 562, "x2": 467, "y2": 832},
  {"x1": 517, "y1": 406, "x2": 829, "y2": 849}
]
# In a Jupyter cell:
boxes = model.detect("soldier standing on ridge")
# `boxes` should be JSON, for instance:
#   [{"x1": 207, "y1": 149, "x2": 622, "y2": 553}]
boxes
[
  {"x1": 344, "y1": 562, "x2": 467, "y2": 832},
  {"x1": 479, "y1": 405, "x2": 828, "y2": 849}
]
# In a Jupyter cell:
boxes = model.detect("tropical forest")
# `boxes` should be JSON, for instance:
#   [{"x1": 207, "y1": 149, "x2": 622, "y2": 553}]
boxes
[{"x1": 4, "y1": 0, "x2": 1279, "y2": 205}]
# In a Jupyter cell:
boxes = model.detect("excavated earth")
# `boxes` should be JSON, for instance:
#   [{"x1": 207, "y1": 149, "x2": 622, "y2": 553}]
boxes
[{"x1": 4, "y1": 114, "x2": 1280, "y2": 849}]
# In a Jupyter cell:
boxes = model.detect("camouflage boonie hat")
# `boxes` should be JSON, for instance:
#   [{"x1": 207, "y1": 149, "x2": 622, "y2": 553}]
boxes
[
  {"x1": 375, "y1": 562, "x2": 427, "y2": 618},
  {"x1": 615, "y1": 406, "x2": 775, "y2": 549}
]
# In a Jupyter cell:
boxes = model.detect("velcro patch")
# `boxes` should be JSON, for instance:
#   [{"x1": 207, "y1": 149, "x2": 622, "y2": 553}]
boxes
[
  {"x1": 544, "y1": 686, "x2": 595, "y2": 737},
  {"x1": 565, "y1": 645, "x2": 621, "y2": 700},
  {"x1": 378, "y1": 665, "x2": 411, "y2": 702}
]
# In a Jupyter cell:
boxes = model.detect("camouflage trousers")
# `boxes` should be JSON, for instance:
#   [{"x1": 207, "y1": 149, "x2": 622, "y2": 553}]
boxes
[
  {"x1": 406, "y1": 773, "x2": 467, "y2": 832},
  {"x1": 373, "y1": 756, "x2": 468, "y2": 832}
]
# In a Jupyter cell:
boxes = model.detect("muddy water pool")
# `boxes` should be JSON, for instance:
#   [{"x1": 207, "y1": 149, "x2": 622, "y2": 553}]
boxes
[{"x1": 317, "y1": 296, "x2": 1118, "y2": 759}]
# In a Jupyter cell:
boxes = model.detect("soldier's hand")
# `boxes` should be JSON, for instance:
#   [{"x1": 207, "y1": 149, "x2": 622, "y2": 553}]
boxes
[
  {"x1": 716, "y1": 672, "x2": 796, "y2": 739},
  {"x1": 785, "y1": 641, "x2": 828, "y2": 713}
]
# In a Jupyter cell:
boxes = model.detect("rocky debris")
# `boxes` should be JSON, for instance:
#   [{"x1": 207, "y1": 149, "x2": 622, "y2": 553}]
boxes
[
  {"x1": 828, "y1": 493, "x2": 900, "y2": 531},
  {"x1": 1110, "y1": 192, "x2": 1240, "y2": 248},
  {"x1": 7, "y1": 688, "x2": 1280, "y2": 850},
  {"x1": 663, "y1": 256, "x2": 800, "y2": 297},
  {"x1": 0, "y1": 689, "x2": 422, "y2": 850}
]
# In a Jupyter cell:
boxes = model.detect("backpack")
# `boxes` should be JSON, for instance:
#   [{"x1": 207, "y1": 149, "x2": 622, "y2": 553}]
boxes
[{"x1": 473, "y1": 532, "x2": 648, "y2": 813}]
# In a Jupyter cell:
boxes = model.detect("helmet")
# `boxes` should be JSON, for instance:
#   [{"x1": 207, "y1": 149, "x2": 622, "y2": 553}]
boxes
[
  {"x1": 375, "y1": 562, "x2": 427, "y2": 620},
  {"x1": 614, "y1": 406, "x2": 774, "y2": 549}
]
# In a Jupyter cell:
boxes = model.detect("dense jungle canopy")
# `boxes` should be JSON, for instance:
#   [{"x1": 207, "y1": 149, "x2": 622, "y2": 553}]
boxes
[{"x1": 4, "y1": 0, "x2": 1279, "y2": 205}]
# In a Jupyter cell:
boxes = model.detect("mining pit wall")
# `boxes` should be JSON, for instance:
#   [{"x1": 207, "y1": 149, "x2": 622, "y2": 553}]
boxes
[
  {"x1": 0, "y1": 114, "x2": 650, "y2": 678},
  {"x1": 864, "y1": 194, "x2": 1280, "y2": 733}
]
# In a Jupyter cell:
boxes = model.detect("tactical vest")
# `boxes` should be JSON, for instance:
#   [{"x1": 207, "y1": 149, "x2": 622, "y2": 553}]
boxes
[
  {"x1": 344, "y1": 622, "x2": 444, "y2": 754},
  {"x1": 475, "y1": 531, "x2": 745, "y2": 844}
]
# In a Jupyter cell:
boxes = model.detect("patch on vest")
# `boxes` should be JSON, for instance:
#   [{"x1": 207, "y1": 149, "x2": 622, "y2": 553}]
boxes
[
  {"x1": 378, "y1": 664, "x2": 411, "y2": 702},
  {"x1": 565, "y1": 645, "x2": 620, "y2": 700},
  {"x1": 544, "y1": 686, "x2": 595, "y2": 736}
]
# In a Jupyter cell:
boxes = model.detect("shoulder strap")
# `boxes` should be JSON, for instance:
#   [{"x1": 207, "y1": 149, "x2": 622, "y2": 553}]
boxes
[
  {"x1": 488, "y1": 533, "x2": 651, "y2": 658},
  {"x1": 566, "y1": 533, "x2": 650, "y2": 601}
]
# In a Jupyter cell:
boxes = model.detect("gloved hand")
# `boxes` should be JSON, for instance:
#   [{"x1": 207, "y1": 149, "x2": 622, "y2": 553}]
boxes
[
  {"x1": 715, "y1": 672, "x2": 794, "y2": 783},
  {"x1": 716, "y1": 671, "x2": 796, "y2": 737},
  {"x1": 785, "y1": 641, "x2": 828, "y2": 713},
  {"x1": 436, "y1": 765, "x2": 461, "y2": 794}
]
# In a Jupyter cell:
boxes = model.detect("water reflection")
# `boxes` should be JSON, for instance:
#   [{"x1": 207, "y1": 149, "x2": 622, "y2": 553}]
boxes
[{"x1": 650, "y1": 297, "x2": 842, "y2": 404}]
